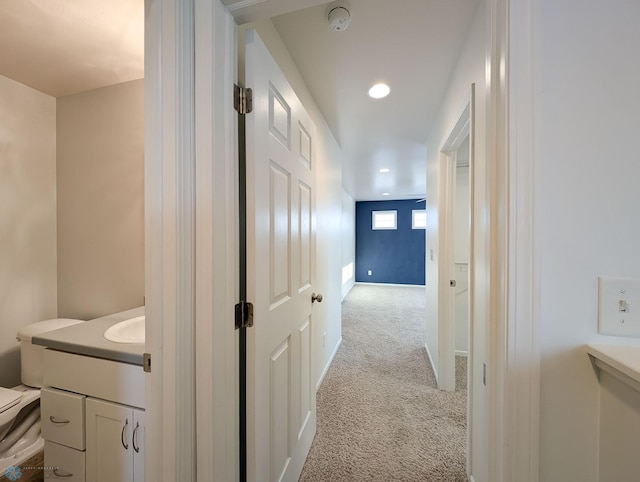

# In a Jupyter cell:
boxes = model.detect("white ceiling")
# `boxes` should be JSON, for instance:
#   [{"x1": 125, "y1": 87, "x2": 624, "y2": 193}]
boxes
[
  {"x1": 269, "y1": 0, "x2": 479, "y2": 201},
  {"x1": 0, "y1": 0, "x2": 143, "y2": 97},
  {"x1": 0, "y1": 0, "x2": 478, "y2": 201}
]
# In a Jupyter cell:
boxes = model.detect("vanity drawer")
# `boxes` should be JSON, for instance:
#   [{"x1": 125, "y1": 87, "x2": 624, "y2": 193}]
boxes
[
  {"x1": 42, "y1": 387, "x2": 86, "y2": 450},
  {"x1": 44, "y1": 440, "x2": 85, "y2": 482}
]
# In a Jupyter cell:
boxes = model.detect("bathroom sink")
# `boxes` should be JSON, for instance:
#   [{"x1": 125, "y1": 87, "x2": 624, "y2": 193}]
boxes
[{"x1": 103, "y1": 316, "x2": 145, "y2": 344}]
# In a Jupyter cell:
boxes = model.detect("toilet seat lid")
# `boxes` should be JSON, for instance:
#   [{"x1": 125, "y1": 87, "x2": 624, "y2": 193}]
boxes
[{"x1": 0, "y1": 387, "x2": 21, "y2": 414}]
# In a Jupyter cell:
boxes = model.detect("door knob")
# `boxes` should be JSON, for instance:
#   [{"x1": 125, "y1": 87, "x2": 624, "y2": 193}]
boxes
[{"x1": 312, "y1": 292, "x2": 323, "y2": 303}]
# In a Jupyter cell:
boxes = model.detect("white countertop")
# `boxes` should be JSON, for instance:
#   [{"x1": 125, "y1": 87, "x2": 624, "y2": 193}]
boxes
[
  {"x1": 587, "y1": 344, "x2": 640, "y2": 385},
  {"x1": 32, "y1": 307, "x2": 145, "y2": 366}
]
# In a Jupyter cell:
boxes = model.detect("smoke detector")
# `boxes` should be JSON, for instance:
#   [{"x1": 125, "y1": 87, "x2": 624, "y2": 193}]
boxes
[{"x1": 326, "y1": 2, "x2": 351, "y2": 32}]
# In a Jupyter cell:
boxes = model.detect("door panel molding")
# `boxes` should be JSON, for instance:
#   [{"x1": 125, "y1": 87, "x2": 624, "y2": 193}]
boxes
[{"x1": 244, "y1": 28, "x2": 317, "y2": 482}]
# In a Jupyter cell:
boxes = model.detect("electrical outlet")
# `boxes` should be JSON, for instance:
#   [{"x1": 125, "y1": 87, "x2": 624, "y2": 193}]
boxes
[
  {"x1": 367, "y1": 270, "x2": 372, "y2": 276},
  {"x1": 598, "y1": 276, "x2": 640, "y2": 337}
]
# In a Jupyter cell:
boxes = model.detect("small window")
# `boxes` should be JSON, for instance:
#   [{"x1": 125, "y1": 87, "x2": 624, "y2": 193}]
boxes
[
  {"x1": 372, "y1": 210, "x2": 397, "y2": 230},
  {"x1": 412, "y1": 210, "x2": 427, "y2": 229}
]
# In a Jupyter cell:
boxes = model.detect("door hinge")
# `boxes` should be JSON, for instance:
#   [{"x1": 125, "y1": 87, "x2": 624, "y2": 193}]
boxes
[
  {"x1": 143, "y1": 353, "x2": 151, "y2": 373},
  {"x1": 235, "y1": 301, "x2": 254, "y2": 329},
  {"x1": 234, "y1": 84, "x2": 253, "y2": 115}
]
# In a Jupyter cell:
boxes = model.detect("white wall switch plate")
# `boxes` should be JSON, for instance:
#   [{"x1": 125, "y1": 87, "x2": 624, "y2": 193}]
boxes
[{"x1": 598, "y1": 276, "x2": 640, "y2": 337}]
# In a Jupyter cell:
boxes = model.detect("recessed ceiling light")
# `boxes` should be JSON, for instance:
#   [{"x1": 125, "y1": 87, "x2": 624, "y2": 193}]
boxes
[
  {"x1": 382, "y1": 192, "x2": 390, "y2": 196},
  {"x1": 368, "y1": 83, "x2": 390, "y2": 99},
  {"x1": 378, "y1": 168, "x2": 390, "y2": 173}
]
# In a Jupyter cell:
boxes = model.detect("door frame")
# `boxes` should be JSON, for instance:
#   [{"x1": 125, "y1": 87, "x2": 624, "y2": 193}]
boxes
[
  {"x1": 487, "y1": 0, "x2": 539, "y2": 480},
  {"x1": 438, "y1": 95, "x2": 472, "y2": 394},
  {"x1": 438, "y1": 91, "x2": 474, "y2": 477},
  {"x1": 144, "y1": 0, "x2": 540, "y2": 481},
  {"x1": 144, "y1": 0, "x2": 238, "y2": 481}
]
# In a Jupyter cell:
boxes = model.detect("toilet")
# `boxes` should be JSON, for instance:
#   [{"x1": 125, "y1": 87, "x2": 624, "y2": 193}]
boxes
[{"x1": 0, "y1": 318, "x2": 85, "y2": 475}]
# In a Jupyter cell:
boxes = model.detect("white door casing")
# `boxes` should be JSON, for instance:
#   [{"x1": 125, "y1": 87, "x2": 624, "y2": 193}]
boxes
[
  {"x1": 438, "y1": 95, "x2": 473, "y2": 393},
  {"x1": 438, "y1": 90, "x2": 475, "y2": 479},
  {"x1": 145, "y1": 0, "x2": 238, "y2": 481},
  {"x1": 244, "y1": 28, "x2": 317, "y2": 482}
]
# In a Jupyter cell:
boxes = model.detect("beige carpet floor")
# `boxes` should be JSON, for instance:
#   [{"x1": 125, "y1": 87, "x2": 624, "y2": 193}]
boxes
[{"x1": 299, "y1": 284, "x2": 467, "y2": 481}]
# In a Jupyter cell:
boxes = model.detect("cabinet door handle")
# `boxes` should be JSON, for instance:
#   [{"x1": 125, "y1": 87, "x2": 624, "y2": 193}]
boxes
[
  {"x1": 49, "y1": 416, "x2": 70, "y2": 424},
  {"x1": 52, "y1": 468, "x2": 73, "y2": 478},
  {"x1": 121, "y1": 418, "x2": 129, "y2": 449},
  {"x1": 132, "y1": 421, "x2": 141, "y2": 453}
]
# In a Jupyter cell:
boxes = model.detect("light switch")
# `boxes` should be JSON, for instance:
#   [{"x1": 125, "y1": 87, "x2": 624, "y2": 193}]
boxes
[
  {"x1": 619, "y1": 300, "x2": 629, "y2": 313},
  {"x1": 598, "y1": 276, "x2": 640, "y2": 337}
]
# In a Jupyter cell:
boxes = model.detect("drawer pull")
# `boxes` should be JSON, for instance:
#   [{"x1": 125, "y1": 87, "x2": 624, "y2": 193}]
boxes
[
  {"x1": 49, "y1": 416, "x2": 70, "y2": 425},
  {"x1": 121, "y1": 418, "x2": 129, "y2": 449},
  {"x1": 53, "y1": 468, "x2": 73, "y2": 478},
  {"x1": 133, "y1": 421, "x2": 141, "y2": 453}
]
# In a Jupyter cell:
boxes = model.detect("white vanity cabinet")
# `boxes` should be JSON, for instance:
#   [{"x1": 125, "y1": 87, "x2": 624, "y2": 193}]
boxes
[
  {"x1": 41, "y1": 387, "x2": 87, "y2": 481},
  {"x1": 86, "y1": 398, "x2": 145, "y2": 482},
  {"x1": 41, "y1": 349, "x2": 146, "y2": 482},
  {"x1": 44, "y1": 439, "x2": 86, "y2": 481}
]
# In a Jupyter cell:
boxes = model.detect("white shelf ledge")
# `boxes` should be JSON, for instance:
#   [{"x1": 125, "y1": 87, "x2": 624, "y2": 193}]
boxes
[{"x1": 587, "y1": 344, "x2": 640, "y2": 393}]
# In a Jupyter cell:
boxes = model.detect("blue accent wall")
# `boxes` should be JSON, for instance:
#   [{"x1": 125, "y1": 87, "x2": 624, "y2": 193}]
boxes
[{"x1": 355, "y1": 200, "x2": 425, "y2": 285}]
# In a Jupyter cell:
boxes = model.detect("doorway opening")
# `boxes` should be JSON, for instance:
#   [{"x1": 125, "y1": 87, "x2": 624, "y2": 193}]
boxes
[
  {"x1": 232, "y1": 6, "x2": 478, "y2": 478},
  {"x1": 453, "y1": 134, "x2": 471, "y2": 393},
  {"x1": 236, "y1": 3, "x2": 480, "y2": 479},
  {"x1": 438, "y1": 88, "x2": 474, "y2": 474}
]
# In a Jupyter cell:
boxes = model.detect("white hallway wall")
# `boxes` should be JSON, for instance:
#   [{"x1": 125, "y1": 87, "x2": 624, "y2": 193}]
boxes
[
  {"x1": 535, "y1": 1, "x2": 640, "y2": 480},
  {"x1": 239, "y1": 19, "x2": 344, "y2": 388},
  {"x1": 341, "y1": 189, "x2": 355, "y2": 299},
  {"x1": 425, "y1": 0, "x2": 488, "y2": 479},
  {"x1": 425, "y1": 0, "x2": 486, "y2": 375},
  {"x1": 0, "y1": 75, "x2": 57, "y2": 387}
]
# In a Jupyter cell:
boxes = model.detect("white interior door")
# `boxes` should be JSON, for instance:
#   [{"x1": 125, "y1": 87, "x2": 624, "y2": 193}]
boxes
[{"x1": 244, "y1": 28, "x2": 317, "y2": 482}]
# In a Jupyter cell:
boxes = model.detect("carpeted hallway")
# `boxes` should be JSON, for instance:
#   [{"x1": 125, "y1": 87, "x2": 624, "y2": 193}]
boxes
[{"x1": 299, "y1": 284, "x2": 467, "y2": 481}]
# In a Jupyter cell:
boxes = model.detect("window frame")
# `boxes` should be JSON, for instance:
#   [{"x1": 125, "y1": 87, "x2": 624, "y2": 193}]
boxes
[
  {"x1": 412, "y1": 209, "x2": 427, "y2": 229},
  {"x1": 371, "y1": 210, "x2": 397, "y2": 230}
]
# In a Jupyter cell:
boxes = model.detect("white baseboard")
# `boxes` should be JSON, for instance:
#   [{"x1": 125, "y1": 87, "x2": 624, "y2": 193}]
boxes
[
  {"x1": 341, "y1": 280, "x2": 355, "y2": 300},
  {"x1": 355, "y1": 282, "x2": 426, "y2": 288},
  {"x1": 316, "y1": 336, "x2": 343, "y2": 391},
  {"x1": 456, "y1": 350, "x2": 469, "y2": 357},
  {"x1": 424, "y1": 342, "x2": 438, "y2": 383}
]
